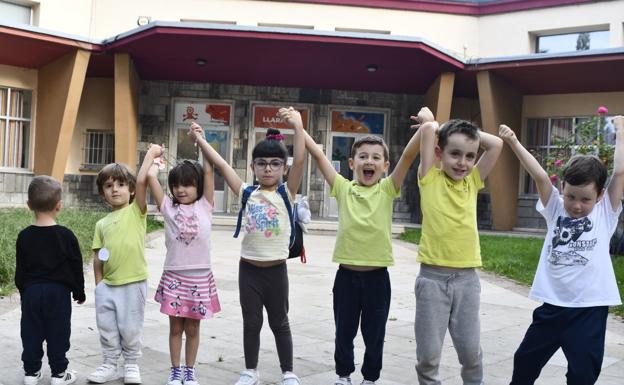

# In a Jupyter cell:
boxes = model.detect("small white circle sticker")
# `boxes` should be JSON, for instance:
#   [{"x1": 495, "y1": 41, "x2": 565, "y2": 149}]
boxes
[{"x1": 98, "y1": 248, "x2": 110, "y2": 262}]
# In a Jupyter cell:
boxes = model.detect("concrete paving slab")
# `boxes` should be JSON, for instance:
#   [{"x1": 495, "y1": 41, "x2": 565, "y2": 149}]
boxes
[{"x1": 1, "y1": 230, "x2": 623, "y2": 385}]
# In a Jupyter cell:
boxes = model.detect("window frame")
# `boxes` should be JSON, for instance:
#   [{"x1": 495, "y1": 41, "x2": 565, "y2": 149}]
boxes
[
  {"x1": 521, "y1": 116, "x2": 615, "y2": 195},
  {"x1": 81, "y1": 129, "x2": 115, "y2": 171},
  {"x1": 0, "y1": 85, "x2": 33, "y2": 171}
]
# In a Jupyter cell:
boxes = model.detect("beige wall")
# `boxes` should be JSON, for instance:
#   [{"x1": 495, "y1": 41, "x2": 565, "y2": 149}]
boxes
[
  {"x1": 66, "y1": 78, "x2": 114, "y2": 174},
  {"x1": 523, "y1": 92, "x2": 624, "y2": 118},
  {"x1": 479, "y1": 2, "x2": 624, "y2": 57},
  {"x1": 32, "y1": 1, "x2": 624, "y2": 59}
]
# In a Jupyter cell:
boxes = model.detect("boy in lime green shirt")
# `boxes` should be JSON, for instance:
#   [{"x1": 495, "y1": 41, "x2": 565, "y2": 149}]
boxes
[
  {"x1": 304, "y1": 108, "x2": 431, "y2": 385},
  {"x1": 88, "y1": 162, "x2": 150, "y2": 384}
]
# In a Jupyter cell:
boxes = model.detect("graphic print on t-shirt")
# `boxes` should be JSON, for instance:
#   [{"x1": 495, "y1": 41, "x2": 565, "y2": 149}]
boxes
[
  {"x1": 174, "y1": 210, "x2": 199, "y2": 245},
  {"x1": 548, "y1": 215, "x2": 595, "y2": 266},
  {"x1": 245, "y1": 200, "x2": 281, "y2": 238}
]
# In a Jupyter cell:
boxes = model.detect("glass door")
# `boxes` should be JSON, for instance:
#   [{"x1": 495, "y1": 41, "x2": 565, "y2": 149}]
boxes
[{"x1": 172, "y1": 101, "x2": 232, "y2": 212}]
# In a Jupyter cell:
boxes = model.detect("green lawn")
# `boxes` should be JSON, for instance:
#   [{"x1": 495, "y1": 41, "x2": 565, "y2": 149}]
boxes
[
  {"x1": 400, "y1": 228, "x2": 624, "y2": 317},
  {"x1": 0, "y1": 208, "x2": 163, "y2": 295}
]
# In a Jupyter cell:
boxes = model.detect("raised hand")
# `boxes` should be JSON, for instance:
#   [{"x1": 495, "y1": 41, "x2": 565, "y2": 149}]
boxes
[
  {"x1": 189, "y1": 122, "x2": 205, "y2": 143},
  {"x1": 410, "y1": 107, "x2": 436, "y2": 131},
  {"x1": 498, "y1": 124, "x2": 518, "y2": 143},
  {"x1": 278, "y1": 106, "x2": 303, "y2": 128}
]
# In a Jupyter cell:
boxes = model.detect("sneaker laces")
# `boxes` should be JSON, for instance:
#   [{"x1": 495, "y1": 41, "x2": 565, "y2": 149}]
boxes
[
  {"x1": 169, "y1": 366, "x2": 182, "y2": 381},
  {"x1": 184, "y1": 366, "x2": 196, "y2": 382}
]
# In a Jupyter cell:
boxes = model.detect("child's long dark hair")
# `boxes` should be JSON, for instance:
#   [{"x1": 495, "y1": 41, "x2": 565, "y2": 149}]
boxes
[
  {"x1": 252, "y1": 128, "x2": 289, "y2": 161},
  {"x1": 168, "y1": 160, "x2": 204, "y2": 204}
]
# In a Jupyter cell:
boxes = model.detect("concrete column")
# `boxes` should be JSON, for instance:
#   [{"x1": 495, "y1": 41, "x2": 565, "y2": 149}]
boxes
[
  {"x1": 114, "y1": 53, "x2": 140, "y2": 168},
  {"x1": 34, "y1": 50, "x2": 90, "y2": 181},
  {"x1": 477, "y1": 71, "x2": 523, "y2": 231},
  {"x1": 424, "y1": 72, "x2": 455, "y2": 122}
]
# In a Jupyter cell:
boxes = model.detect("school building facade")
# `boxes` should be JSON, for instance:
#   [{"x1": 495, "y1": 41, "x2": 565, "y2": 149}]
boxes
[{"x1": 1, "y1": 0, "x2": 623, "y2": 230}]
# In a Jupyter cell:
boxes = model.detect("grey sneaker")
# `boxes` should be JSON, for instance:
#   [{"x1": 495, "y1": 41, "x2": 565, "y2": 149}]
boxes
[
  {"x1": 360, "y1": 381, "x2": 376, "y2": 385},
  {"x1": 334, "y1": 377, "x2": 352, "y2": 385},
  {"x1": 282, "y1": 372, "x2": 300, "y2": 385}
]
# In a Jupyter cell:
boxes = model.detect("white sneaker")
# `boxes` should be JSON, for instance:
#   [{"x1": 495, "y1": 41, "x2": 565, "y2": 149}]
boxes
[
  {"x1": 334, "y1": 377, "x2": 352, "y2": 385},
  {"x1": 23, "y1": 371, "x2": 42, "y2": 385},
  {"x1": 166, "y1": 366, "x2": 182, "y2": 385},
  {"x1": 183, "y1": 365, "x2": 199, "y2": 385},
  {"x1": 282, "y1": 372, "x2": 300, "y2": 385},
  {"x1": 51, "y1": 370, "x2": 77, "y2": 385},
  {"x1": 360, "y1": 381, "x2": 376, "y2": 385},
  {"x1": 87, "y1": 364, "x2": 118, "y2": 383},
  {"x1": 235, "y1": 369, "x2": 259, "y2": 385},
  {"x1": 123, "y1": 364, "x2": 141, "y2": 384}
]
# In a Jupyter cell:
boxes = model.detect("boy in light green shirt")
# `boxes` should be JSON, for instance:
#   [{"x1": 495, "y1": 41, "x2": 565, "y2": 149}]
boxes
[
  {"x1": 88, "y1": 161, "x2": 150, "y2": 384},
  {"x1": 305, "y1": 108, "x2": 431, "y2": 385}
]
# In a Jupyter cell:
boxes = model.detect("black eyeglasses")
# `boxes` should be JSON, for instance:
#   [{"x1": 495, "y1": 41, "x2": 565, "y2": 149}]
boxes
[{"x1": 253, "y1": 159, "x2": 285, "y2": 170}]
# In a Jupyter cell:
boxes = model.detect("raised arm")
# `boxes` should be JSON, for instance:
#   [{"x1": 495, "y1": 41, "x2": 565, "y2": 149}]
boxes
[
  {"x1": 278, "y1": 107, "x2": 305, "y2": 197},
  {"x1": 607, "y1": 116, "x2": 624, "y2": 209},
  {"x1": 475, "y1": 130, "x2": 503, "y2": 180},
  {"x1": 304, "y1": 128, "x2": 337, "y2": 188},
  {"x1": 418, "y1": 111, "x2": 438, "y2": 179},
  {"x1": 190, "y1": 122, "x2": 243, "y2": 196},
  {"x1": 499, "y1": 124, "x2": 552, "y2": 205},
  {"x1": 136, "y1": 143, "x2": 164, "y2": 213},
  {"x1": 202, "y1": 155, "x2": 215, "y2": 203},
  {"x1": 142, "y1": 144, "x2": 165, "y2": 208},
  {"x1": 390, "y1": 107, "x2": 435, "y2": 190}
]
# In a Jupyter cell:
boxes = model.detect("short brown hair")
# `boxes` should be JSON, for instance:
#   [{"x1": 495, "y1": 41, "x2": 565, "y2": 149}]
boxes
[
  {"x1": 350, "y1": 135, "x2": 389, "y2": 161},
  {"x1": 438, "y1": 119, "x2": 480, "y2": 150},
  {"x1": 28, "y1": 175, "x2": 62, "y2": 212},
  {"x1": 563, "y1": 155, "x2": 607, "y2": 193},
  {"x1": 96, "y1": 163, "x2": 136, "y2": 203}
]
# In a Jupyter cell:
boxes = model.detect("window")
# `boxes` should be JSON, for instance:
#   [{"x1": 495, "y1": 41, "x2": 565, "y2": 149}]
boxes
[
  {"x1": 0, "y1": 86, "x2": 31, "y2": 169},
  {"x1": 536, "y1": 30, "x2": 609, "y2": 54},
  {"x1": 82, "y1": 130, "x2": 114, "y2": 170},
  {"x1": 0, "y1": 1, "x2": 32, "y2": 25},
  {"x1": 523, "y1": 116, "x2": 615, "y2": 194}
]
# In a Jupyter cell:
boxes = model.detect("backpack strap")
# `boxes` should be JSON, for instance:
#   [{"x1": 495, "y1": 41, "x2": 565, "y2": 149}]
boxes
[
  {"x1": 276, "y1": 183, "x2": 296, "y2": 248},
  {"x1": 233, "y1": 185, "x2": 259, "y2": 238}
]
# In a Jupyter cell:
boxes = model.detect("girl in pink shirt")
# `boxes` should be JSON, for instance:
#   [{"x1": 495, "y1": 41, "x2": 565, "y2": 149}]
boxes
[{"x1": 142, "y1": 143, "x2": 220, "y2": 385}]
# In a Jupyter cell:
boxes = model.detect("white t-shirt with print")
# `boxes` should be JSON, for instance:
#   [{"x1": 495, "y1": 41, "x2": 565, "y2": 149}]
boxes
[
  {"x1": 239, "y1": 184, "x2": 292, "y2": 261},
  {"x1": 530, "y1": 186, "x2": 622, "y2": 307}
]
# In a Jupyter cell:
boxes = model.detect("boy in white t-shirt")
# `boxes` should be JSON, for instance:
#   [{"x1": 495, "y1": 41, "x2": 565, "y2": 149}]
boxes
[{"x1": 499, "y1": 116, "x2": 624, "y2": 385}]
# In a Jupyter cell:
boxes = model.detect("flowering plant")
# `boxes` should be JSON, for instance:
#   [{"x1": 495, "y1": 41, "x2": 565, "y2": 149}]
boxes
[{"x1": 543, "y1": 106, "x2": 615, "y2": 188}]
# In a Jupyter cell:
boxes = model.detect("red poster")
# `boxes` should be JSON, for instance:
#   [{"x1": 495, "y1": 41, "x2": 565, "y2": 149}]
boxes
[{"x1": 253, "y1": 106, "x2": 309, "y2": 130}]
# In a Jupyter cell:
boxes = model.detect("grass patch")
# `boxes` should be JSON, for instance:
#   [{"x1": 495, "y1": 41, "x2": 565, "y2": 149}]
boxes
[
  {"x1": 0, "y1": 208, "x2": 163, "y2": 294},
  {"x1": 401, "y1": 228, "x2": 624, "y2": 317}
]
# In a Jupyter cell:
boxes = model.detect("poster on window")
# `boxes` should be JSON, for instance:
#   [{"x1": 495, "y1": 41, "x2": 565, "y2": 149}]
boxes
[
  {"x1": 174, "y1": 102, "x2": 231, "y2": 126},
  {"x1": 253, "y1": 105, "x2": 309, "y2": 130},
  {"x1": 331, "y1": 110, "x2": 385, "y2": 134}
]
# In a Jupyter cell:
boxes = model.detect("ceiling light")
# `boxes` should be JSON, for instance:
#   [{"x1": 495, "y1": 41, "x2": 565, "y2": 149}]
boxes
[
  {"x1": 196, "y1": 58, "x2": 207, "y2": 66},
  {"x1": 367, "y1": 64, "x2": 378, "y2": 73}
]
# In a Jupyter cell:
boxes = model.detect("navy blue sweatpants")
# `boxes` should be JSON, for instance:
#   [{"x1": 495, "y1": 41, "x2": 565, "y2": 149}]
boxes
[
  {"x1": 333, "y1": 266, "x2": 391, "y2": 382},
  {"x1": 510, "y1": 303, "x2": 608, "y2": 385},
  {"x1": 20, "y1": 282, "x2": 72, "y2": 376}
]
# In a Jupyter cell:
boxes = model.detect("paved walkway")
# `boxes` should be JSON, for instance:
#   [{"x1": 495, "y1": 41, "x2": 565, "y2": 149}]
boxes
[{"x1": 1, "y1": 229, "x2": 623, "y2": 385}]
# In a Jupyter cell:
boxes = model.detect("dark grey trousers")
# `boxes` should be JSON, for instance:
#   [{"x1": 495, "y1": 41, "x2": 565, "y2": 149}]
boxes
[{"x1": 238, "y1": 259, "x2": 293, "y2": 372}]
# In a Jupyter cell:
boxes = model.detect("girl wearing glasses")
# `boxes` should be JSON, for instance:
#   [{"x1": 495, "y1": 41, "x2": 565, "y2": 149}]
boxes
[
  {"x1": 140, "y1": 142, "x2": 221, "y2": 385},
  {"x1": 189, "y1": 106, "x2": 305, "y2": 385}
]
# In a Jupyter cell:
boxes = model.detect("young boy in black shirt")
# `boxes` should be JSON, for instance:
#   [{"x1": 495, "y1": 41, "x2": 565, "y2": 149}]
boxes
[{"x1": 15, "y1": 175, "x2": 85, "y2": 385}]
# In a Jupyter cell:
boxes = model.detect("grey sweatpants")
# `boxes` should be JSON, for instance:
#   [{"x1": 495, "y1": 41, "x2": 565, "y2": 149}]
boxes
[
  {"x1": 414, "y1": 265, "x2": 483, "y2": 385},
  {"x1": 94, "y1": 280, "x2": 147, "y2": 365}
]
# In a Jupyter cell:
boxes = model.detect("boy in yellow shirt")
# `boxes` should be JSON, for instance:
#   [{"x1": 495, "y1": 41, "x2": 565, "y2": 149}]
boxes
[{"x1": 416, "y1": 115, "x2": 503, "y2": 385}]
